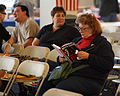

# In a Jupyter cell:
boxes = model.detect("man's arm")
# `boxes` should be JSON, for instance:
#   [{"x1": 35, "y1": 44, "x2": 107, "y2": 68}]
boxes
[
  {"x1": 4, "y1": 37, "x2": 15, "y2": 54},
  {"x1": 23, "y1": 37, "x2": 34, "y2": 48},
  {"x1": 32, "y1": 38, "x2": 40, "y2": 46}
]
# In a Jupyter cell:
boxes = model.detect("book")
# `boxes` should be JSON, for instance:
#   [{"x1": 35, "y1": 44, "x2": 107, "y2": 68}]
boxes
[
  {"x1": 52, "y1": 43, "x2": 80, "y2": 64},
  {"x1": 52, "y1": 42, "x2": 95, "y2": 64}
]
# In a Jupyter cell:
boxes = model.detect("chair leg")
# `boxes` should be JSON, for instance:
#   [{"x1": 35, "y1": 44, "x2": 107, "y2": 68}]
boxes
[
  {"x1": 9, "y1": 90, "x2": 16, "y2": 96},
  {"x1": 115, "y1": 84, "x2": 120, "y2": 96}
]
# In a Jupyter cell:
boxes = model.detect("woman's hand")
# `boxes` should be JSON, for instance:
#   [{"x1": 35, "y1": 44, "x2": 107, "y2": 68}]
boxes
[
  {"x1": 58, "y1": 56, "x2": 67, "y2": 63},
  {"x1": 77, "y1": 51, "x2": 90, "y2": 60}
]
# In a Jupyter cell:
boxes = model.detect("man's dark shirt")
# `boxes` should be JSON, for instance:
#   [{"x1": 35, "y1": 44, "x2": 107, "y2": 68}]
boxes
[
  {"x1": 0, "y1": 23, "x2": 11, "y2": 52},
  {"x1": 36, "y1": 23, "x2": 81, "y2": 50}
]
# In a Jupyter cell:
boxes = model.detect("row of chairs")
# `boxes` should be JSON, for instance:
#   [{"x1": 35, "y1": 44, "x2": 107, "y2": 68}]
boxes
[
  {"x1": 4, "y1": 44, "x2": 118, "y2": 96},
  {"x1": 12, "y1": 45, "x2": 59, "y2": 62},
  {"x1": 0, "y1": 56, "x2": 49, "y2": 96},
  {"x1": 0, "y1": 56, "x2": 84, "y2": 96}
]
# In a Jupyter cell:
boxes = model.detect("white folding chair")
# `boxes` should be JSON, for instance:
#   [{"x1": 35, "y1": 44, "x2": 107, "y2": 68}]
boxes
[
  {"x1": 21, "y1": 46, "x2": 50, "y2": 59},
  {"x1": 12, "y1": 44, "x2": 24, "y2": 55},
  {"x1": 6, "y1": 60, "x2": 49, "y2": 96},
  {"x1": 0, "y1": 56, "x2": 19, "y2": 96},
  {"x1": 5, "y1": 26, "x2": 15, "y2": 35},
  {"x1": 112, "y1": 64, "x2": 120, "y2": 96},
  {"x1": 43, "y1": 88, "x2": 83, "y2": 96},
  {"x1": 45, "y1": 49, "x2": 59, "y2": 62},
  {"x1": 112, "y1": 43, "x2": 120, "y2": 57}
]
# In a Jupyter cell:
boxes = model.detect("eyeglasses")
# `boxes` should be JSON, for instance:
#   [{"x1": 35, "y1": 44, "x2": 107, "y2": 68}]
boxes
[
  {"x1": 78, "y1": 27, "x2": 90, "y2": 31},
  {"x1": 0, "y1": 12, "x2": 6, "y2": 15}
]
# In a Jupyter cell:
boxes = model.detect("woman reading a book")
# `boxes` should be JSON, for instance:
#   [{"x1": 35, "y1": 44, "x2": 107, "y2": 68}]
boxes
[{"x1": 38, "y1": 13, "x2": 114, "y2": 96}]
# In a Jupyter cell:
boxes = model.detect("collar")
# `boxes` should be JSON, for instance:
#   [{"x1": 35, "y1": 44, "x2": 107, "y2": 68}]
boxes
[{"x1": 82, "y1": 35, "x2": 96, "y2": 40}]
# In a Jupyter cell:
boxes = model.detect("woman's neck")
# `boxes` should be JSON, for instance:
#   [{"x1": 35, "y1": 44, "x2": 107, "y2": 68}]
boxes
[{"x1": 53, "y1": 25, "x2": 60, "y2": 32}]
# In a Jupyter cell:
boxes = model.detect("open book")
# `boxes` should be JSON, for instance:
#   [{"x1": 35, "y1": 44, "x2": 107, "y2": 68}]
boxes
[
  {"x1": 52, "y1": 43, "x2": 79, "y2": 64},
  {"x1": 52, "y1": 43, "x2": 95, "y2": 64}
]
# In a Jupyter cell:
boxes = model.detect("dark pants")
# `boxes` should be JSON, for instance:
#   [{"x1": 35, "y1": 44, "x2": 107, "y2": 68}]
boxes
[{"x1": 38, "y1": 75, "x2": 102, "y2": 96}]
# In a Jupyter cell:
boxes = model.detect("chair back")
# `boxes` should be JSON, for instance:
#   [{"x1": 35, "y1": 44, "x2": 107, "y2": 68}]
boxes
[
  {"x1": 5, "y1": 60, "x2": 49, "y2": 96},
  {"x1": 0, "y1": 56, "x2": 19, "y2": 96},
  {"x1": 12, "y1": 44, "x2": 24, "y2": 55},
  {"x1": 112, "y1": 43, "x2": 120, "y2": 57},
  {"x1": 17, "y1": 60, "x2": 49, "y2": 77},
  {"x1": 21, "y1": 46, "x2": 50, "y2": 59},
  {"x1": 43, "y1": 88, "x2": 83, "y2": 96},
  {"x1": 6, "y1": 26, "x2": 15, "y2": 35},
  {"x1": 0, "y1": 56, "x2": 19, "y2": 72},
  {"x1": 46, "y1": 49, "x2": 59, "y2": 62}
]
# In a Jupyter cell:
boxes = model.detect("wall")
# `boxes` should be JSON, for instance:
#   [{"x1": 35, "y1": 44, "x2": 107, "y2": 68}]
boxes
[
  {"x1": 40, "y1": 0, "x2": 56, "y2": 28},
  {"x1": 79, "y1": 0, "x2": 94, "y2": 8}
]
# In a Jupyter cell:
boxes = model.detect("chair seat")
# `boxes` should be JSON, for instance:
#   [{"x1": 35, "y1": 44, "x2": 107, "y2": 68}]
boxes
[
  {"x1": 43, "y1": 88, "x2": 83, "y2": 96},
  {"x1": 0, "y1": 92, "x2": 5, "y2": 96},
  {"x1": 112, "y1": 79, "x2": 120, "y2": 83},
  {"x1": 113, "y1": 65, "x2": 120, "y2": 69},
  {"x1": 107, "y1": 75, "x2": 119, "y2": 80}
]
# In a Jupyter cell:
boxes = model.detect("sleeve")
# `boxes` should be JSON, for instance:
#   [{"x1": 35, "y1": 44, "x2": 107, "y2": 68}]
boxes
[
  {"x1": 1, "y1": 26, "x2": 11, "y2": 41},
  {"x1": 35, "y1": 26, "x2": 47, "y2": 39},
  {"x1": 88, "y1": 40, "x2": 114, "y2": 73},
  {"x1": 11, "y1": 27, "x2": 18, "y2": 42},
  {"x1": 25, "y1": 21, "x2": 40, "y2": 39}
]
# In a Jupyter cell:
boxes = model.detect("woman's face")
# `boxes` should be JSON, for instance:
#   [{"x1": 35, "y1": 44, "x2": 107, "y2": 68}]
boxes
[
  {"x1": 79, "y1": 24, "x2": 93, "y2": 38},
  {"x1": 52, "y1": 12, "x2": 65, "y2": 27}
]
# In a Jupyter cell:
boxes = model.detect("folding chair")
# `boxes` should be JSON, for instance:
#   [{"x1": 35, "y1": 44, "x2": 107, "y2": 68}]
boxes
[
  {"x1": 0, "y1": 56, "x2": 19, "y2": 96},
  {"x1": 112, "y1": 64, "x2": 120, "y2": 96},
  {"x1": 6, "y1": 26, "x2": 15, "y2": 35},
  {"x1": 45, "y1": 49, "x2": 59, "y2": 71},
  {"x1": 112, "y1": 43, "x2": 120, "y2": 57},
  {"x1": 45, "y1": 49, "x2": 59, "y2": 62},
  {"x1": 21, "y1": 46, "x2": 50, "y2": 59},
  {"x1": 5, "y1": 60, "x2": 49, "y2": 96},
  {"x1": 43, "y1": 88, "x2": 83, "y2": 96},
  {"x1": 12, "y1": 44, "x2": 24, "y2": 55}
]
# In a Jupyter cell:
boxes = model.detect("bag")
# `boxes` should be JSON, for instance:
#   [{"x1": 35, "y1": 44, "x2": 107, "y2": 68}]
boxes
[{"x1": 48, "y1": 62, "x2": 89, "y2": 84}]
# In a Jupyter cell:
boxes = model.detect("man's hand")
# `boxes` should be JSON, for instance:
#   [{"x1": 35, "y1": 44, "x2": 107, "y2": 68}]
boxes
[{"x1": 4, "y1": 43, "x2": 11, "y2": 54}]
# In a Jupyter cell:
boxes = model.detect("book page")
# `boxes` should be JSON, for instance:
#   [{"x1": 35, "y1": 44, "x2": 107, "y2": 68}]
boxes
[
  {"x1": 52, "y1": 44, "x2": 73, "y2": 64},
  {"x1": 52, "y1": 44, "x2": 64, "y2": 57}
]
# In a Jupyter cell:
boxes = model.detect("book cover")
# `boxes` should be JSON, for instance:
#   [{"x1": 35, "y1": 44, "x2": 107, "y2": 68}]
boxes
[{"x1": 52, "y1": 43, "x2": 79, "y2": 64}]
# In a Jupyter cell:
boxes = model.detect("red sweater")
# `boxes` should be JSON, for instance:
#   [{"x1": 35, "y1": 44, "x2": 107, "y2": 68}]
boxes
[{"x1": 69, "y1": 35, "x2": 96, "y2": 61}]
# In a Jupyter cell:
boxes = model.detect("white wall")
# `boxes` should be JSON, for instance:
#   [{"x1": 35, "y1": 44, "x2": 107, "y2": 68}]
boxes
[
  {"x1": 40, "y1": 0, "x2": 56, "y2": 28},
  {"x1": 79, "y1": 0, "x2": 94, "y2": 8}
]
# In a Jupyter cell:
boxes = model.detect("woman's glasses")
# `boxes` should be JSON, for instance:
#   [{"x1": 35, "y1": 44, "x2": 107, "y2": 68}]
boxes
[{"x1": 78, "y1": 27, "x2": 90, "y2": 31}]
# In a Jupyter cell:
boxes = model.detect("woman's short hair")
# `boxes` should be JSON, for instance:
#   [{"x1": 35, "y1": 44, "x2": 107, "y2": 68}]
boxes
[
  {"x1": 51, "y1": 6, "x2": 66, "y2": 17},
  {"x1": 76, "y1": 13, "x2": 102, "y2": 35}
]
